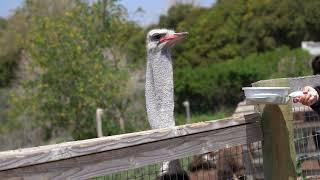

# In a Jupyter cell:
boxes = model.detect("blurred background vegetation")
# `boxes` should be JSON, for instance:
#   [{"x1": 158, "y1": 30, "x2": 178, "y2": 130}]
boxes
[{"x1": 0, "y1": 0, "x2": 319, "y2": 150}]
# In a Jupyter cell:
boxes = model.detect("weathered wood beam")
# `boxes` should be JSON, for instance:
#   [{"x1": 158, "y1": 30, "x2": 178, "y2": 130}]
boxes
[
  {"x1": 0, "y1": 118, "x2": 262, "y2": 179},
  {"x1": 0, "y1": 113, "x2": 259, "y2": 172}
]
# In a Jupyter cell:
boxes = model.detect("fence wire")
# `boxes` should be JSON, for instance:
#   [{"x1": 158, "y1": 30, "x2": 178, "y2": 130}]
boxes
[
  {"x1": 93, "y1": 142, "x2": 263, "y2": 180},
  {"x1": 294, "y1": 105, "x2": 320, "y2": 179},
  {"x1": 93, "y1": 103, "x2": 320, "y2": 180}
]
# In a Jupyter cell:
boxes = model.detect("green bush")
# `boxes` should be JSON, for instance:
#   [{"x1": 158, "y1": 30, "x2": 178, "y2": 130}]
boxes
[{"x1": 174, "y1": 47, "x2": 311, "y2": 113}]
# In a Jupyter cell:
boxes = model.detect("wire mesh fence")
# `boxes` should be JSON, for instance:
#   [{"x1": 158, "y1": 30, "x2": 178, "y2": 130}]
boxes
[
  {"x1": 93, "y1": 142, "x2": 263, "y2": 180},
  {"x1": 95, "y1": 100, "x2": 320, "y2": 180},
  {"x1": 294, "y1": 105, "x2": 320, "y2": 179}
]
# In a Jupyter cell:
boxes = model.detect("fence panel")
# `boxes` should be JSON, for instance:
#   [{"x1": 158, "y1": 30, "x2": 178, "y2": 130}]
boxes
[{"x1": 0, "y1": 114, "x2": 261, "y2": 179}]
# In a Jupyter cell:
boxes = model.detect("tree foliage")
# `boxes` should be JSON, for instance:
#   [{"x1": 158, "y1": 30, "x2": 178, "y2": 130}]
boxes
[
  {"x1": 150, "y1": 0, "x2": 320, "y2": 112},
  {"x1": 174, "y1": 47, "x2": 311, "y2": 112},
  {"x1": 9, "y1": 0, "x2": 145, "y2": 140},
  {"x1": 1, "y1": 0, "x2": 320, "y2": 145},
  {"x1": 0, "y1": 0, "x2": 77, "y2": 87},
  {"x1": 165, "y1": 0, "x2": 320, "y2": 67},
  {"x1": 0, "y1": 17, "x2": 6, "y2": 30}
]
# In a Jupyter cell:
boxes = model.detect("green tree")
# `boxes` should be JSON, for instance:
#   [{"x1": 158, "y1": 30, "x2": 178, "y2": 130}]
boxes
[
  {"x1": 174, "y1": 47, "x2": 311, "y2": 113},
  {"x1": 159, "y1": 3, "x2": 196, "y2": 29},
  {"x1": 9, "y1": 0, "x2": 143, "y2": 140},
  {"x1": 156, "y1": 0, "x2": 320, "y2": 68},
  {"x1": 143, "y1": 0, "x2": 320, "y2": 113},
  {"x1": 0, "y1": 17, "x2": 6, "y2": 30},
  {"x1": 0, "y1": 0, "x2": 76, "y2": 87}
]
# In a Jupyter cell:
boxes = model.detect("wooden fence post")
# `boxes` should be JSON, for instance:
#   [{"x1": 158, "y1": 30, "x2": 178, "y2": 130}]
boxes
[
  {"x1": 183, "y1": 100, "x2": 191, "y2": 123},
  {"x1": 253, "y1": 78, "x2": 297, "y2": 180},
  {"x1": 96, "y1": 108, "x2": 104, "y2": 138}
]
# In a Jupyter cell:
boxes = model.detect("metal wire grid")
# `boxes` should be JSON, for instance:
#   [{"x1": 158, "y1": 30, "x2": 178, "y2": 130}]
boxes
[
  {"x1": 293, "y1": 106, "x2": 320, "y2": 179},
  {"x1": 94, "y1": 142, "x2": 263, "y2": 180}
]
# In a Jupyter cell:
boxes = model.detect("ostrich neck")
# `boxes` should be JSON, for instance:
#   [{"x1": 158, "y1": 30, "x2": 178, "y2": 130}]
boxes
[
  {"x1": 147, "y1": 48, "x2": 172, "y2": 64},
  {"x1": 145, "y1": 48, "x2": 175, "y2": 129},
  {"x1": 145, "y1": 47, "x2": 182, "y2": 175}
]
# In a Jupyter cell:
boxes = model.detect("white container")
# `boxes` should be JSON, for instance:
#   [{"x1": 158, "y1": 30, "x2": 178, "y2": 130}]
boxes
[{"x1": 242, "y1": 87, "x2": 291, "y2": 104}]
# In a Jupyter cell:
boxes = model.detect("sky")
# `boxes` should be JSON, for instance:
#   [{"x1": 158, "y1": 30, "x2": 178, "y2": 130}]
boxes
[{"x1": 0, "y1": 0, "x2": 215, "y2": 26}]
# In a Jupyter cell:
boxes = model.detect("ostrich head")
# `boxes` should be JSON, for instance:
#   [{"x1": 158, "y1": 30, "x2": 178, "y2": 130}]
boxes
[{"x1": 146, "y1": 29, "x2": 188, "y2": 53}]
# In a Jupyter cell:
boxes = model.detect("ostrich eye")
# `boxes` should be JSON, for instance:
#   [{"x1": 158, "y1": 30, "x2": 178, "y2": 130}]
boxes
[{"x1": 152, "y1": 33, "x2": 163, "y2": 41}]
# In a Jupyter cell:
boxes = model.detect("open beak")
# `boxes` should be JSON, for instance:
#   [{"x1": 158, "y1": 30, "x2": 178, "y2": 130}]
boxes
[{"x1": 159, "y1": 32, "x2": 188, "y2": 44}]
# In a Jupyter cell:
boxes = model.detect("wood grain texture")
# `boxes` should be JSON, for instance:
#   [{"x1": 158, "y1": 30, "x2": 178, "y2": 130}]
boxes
[
  {"x1": 0, "y1": 113, "x2": 259, "y2": 172},
  {"x1": 0, "y1": 121, "x2": 262, "y2": 179},
  {"x1": 254, "y1": 79, "x2": 297, "y2": 180}
]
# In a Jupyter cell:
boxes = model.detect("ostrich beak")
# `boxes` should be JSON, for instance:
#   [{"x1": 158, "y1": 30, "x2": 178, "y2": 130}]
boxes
[
  {"x1": 174, "y1": 32, "x2": 189, "y2": 37},
  {"x1": 159, "y1": 32, "x2": 188, "y2": 44}
]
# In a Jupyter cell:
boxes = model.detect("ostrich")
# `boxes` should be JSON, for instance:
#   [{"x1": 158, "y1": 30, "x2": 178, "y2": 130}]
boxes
[{"x1": 145, "y1": 29, "x2": 188, "y2": 179}]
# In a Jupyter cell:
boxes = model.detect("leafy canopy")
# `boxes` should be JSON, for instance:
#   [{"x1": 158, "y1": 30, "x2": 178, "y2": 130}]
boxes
[{"x1": 10, "y1": 0, "x2": 141, "y2": 140}]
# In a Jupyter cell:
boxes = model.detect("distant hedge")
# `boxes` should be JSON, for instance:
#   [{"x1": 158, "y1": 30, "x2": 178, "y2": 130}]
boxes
[{"x1": 174, "y1": 47, "x2": 311, "y2": 113}]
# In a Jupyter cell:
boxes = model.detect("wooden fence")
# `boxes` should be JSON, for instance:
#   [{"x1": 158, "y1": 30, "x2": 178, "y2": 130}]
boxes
[
  {"x1": 0, "y1": 113, "x2": 261, "y2": 179},
  {"x1": 253, "y1": 75, "x2": 320, "y2": 179},
  {"x1": 1, "y1": 75, "x2": 320, "y2": 179}
]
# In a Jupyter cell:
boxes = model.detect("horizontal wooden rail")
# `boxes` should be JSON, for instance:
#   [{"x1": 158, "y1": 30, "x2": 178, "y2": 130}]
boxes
[{"x1": 0, "y1": 113, "x2": 261, "y2": 179}]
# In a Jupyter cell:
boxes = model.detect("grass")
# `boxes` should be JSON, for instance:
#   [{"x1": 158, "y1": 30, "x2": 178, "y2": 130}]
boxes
[{"x1": 175, "y1": 108, "x2": 234, "y2": 125}]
